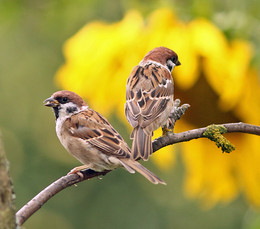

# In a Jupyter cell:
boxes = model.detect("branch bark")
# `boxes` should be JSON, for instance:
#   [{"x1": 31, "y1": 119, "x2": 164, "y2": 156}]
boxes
[
  {"x1": 16, "y1": 122, "x2": 260, "y2": 226},
  {"x1": 0, "y1": 132, "x2": 16, "y2": 229}
]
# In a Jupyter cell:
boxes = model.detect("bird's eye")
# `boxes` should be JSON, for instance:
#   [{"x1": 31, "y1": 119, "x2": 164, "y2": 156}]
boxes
[
  {"x1": 60, "y1": 97, "x2": 68, "y2": 104},
  {"x1": 171, "y1": 56, "x2": 177, "y2": 63}
]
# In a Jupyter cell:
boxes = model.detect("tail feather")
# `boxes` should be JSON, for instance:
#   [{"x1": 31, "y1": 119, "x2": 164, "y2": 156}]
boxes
[
  {"x1": 120, "y1": 158, "x2": 166, "y2": 185},
  {"x1": 131, "y1": 127, "x2": 153, "y2": 161},
  {"x1": 119, "y1": 160, "x2": 135, "y2": 174}
]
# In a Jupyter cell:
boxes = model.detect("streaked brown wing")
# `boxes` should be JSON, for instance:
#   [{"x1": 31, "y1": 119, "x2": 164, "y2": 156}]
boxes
[
  {"x1": 65, "y1": 110, "x2": 131, "y2": 158},
  {"x1": 125, "y1": 64, "x2": 173, "y2": 128}
]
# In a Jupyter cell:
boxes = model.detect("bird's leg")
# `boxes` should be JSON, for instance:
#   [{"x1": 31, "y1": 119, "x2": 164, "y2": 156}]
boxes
[
  {"x1": 162, "y1": 99, "x2": 190, "y2": 135},
  {"x1": 169, "y1": 99, "x2": 190, "y2": 129},
  {"x1": 162, "y1": 126, "x2": 172, "y2": 136},
  {"x1": 68, "y1": 165, "x2": 90, "y2": 178}
]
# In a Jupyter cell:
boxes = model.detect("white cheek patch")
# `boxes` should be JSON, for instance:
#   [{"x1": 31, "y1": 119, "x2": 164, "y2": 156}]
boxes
[
  {"x1": 55, "y1": 104, "x2": 88, "y2": 140},
  {"x1": 57, "y1": 103, "x2": 88, "y2": 120},
  {"x1": 166, "y1": 59, "x2": 176, "y2": 72},
  {"x1": 58, "y1": 102, "x2": 77, "y2": 118}
]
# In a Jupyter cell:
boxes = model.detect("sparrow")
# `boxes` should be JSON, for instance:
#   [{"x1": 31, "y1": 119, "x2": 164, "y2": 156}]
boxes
[
  {"x1": 44, "y1": 90, "x2": 166, "y2": 185},
  {"x1": 125, "y1": 46, "x2": 181, "y2": 161}
]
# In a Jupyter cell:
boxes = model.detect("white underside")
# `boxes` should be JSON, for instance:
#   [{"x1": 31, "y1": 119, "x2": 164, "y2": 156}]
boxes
[{"x1": 55, "y1": 105, "x2": 122, "y2": 172}]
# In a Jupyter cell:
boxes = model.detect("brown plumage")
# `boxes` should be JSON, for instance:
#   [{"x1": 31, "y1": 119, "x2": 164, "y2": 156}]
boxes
[
  {"x1": 44, "y1": 90, "x2": 166, "y2": 184},
  {"x1": 125, "y1": 47, "x2": 181, "y2": 161}
]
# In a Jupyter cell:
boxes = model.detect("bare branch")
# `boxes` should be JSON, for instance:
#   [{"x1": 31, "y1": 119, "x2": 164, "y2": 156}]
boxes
[
  {"x1": 16, "y1": 170, "x2": 108, "y2": 226},
  {"x1": 16, "y1": 122, "x2": 260, "y2": 226}
]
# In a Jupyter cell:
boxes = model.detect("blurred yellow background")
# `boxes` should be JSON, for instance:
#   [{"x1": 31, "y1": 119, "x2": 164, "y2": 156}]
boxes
[{"x1": 1, "y1": 0, "x2": 260, "y2": 228}]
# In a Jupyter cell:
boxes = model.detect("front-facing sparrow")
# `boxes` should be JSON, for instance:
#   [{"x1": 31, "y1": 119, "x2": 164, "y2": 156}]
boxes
[
  {"x1": 125, "y1": 47, "x2": 181, "y2": 161},
  {"x1": 44, "y1": 90, "x2": 165, "y2": 184}
]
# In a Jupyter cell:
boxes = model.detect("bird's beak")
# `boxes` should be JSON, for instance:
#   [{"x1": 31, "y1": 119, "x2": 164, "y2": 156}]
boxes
[
  {"x1": 176, "y1": 60, "x2": 181, "y2": 66},
  {"x1": 43, "y1": 97, "x2": 59, "y2": 107}
]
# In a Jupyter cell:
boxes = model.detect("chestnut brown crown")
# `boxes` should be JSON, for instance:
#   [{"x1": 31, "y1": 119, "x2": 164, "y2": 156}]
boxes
[
  {"x1": 142, "y1": 46, "x2": 181, "y2": 70},
  {"x1": 44, "y1": 90, "x2": 87, "y2": 108}
]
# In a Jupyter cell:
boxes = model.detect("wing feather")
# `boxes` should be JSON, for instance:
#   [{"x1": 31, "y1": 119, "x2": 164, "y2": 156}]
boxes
[
  {"x1": 65, "y1": 110, "x2": 131, "y2": 158},
  {"x1": 125, "y1": 63, "x2": 174, "y2": 129}
]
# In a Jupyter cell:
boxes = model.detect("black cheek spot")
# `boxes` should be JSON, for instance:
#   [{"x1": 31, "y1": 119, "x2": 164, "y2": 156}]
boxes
[{"x1": 66, "y1": 106, "x2": 78, "y2": 114}]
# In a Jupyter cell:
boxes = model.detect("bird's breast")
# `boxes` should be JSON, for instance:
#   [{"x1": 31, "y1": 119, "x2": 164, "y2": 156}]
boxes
[{"x1": 55, "y1": 118, "x2": 121, "y2": 172}]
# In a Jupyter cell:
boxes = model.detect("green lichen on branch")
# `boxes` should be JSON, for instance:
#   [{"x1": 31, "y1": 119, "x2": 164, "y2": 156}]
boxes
[{"x1": 203, "y1": 124, "x2": 235, "y2": 153}]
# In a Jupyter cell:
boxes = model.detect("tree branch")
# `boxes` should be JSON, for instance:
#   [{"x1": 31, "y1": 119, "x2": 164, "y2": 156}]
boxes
[
  {"x1": 0, "y1": 132, "x2": 16, "y2": 229},
  {"x1": 153, "y1": 122, "x2": 260, "y2": 151},
  {"x1": 16, "y1": 122, "x2": 260, "y2": 226}
]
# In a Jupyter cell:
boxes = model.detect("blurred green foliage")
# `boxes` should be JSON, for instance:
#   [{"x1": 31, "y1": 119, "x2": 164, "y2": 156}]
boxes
[{"x1": 0, "y1": 0, "x2": 260, "y2": 228}]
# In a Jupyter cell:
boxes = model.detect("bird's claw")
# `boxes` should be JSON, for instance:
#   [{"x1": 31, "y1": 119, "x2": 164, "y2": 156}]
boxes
[
  {"x1": 174, "y1": 99, "x2": 181, "y2": 108},
  {"x1": 67, "y1": 168, "x2": 85, "y2": 179},
  {"x1": 168, "y1": 99, "x2": 190, "y2": 131},
  {"x1": 162, "y1": 126, "x2": 173, "y2": 136}
]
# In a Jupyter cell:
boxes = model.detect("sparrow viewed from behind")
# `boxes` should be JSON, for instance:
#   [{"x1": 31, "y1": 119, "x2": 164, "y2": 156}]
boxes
[
  {"x1": 44, "y1": 90, "x2": 166, "y2": 184},
  {"x1": 125, "y1": 47, "x2": 181, "y2": 161}
]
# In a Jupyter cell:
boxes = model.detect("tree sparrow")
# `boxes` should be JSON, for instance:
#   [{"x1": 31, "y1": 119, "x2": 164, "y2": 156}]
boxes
[
  {"x1": 125, "y1": 47, "x2": 181, "y2": 161},
  {"x1": 44, "y1": 90, "x2": 165, "y2": 184}
]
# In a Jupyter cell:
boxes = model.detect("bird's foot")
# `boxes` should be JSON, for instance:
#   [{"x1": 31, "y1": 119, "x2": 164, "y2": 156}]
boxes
[
  {"x1": 168, "y1": 99, "x2": 190, "y2": 130},
  {"x1": 162, "y1": 126, "x2": 173, "y2": 136},
  {"x1": 67, "y1": 165, "x2": 89, "y2": 178}
]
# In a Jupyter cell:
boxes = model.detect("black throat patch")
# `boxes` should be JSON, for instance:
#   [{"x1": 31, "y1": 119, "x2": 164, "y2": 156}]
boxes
[{"x1": 53, "y1": 107, "x2": 59, "y2": 120}]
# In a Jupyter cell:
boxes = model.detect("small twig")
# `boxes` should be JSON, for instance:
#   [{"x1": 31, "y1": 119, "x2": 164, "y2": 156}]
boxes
[{"x1": 16, "y1": 122, "x2": 260, "y2": 226}]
